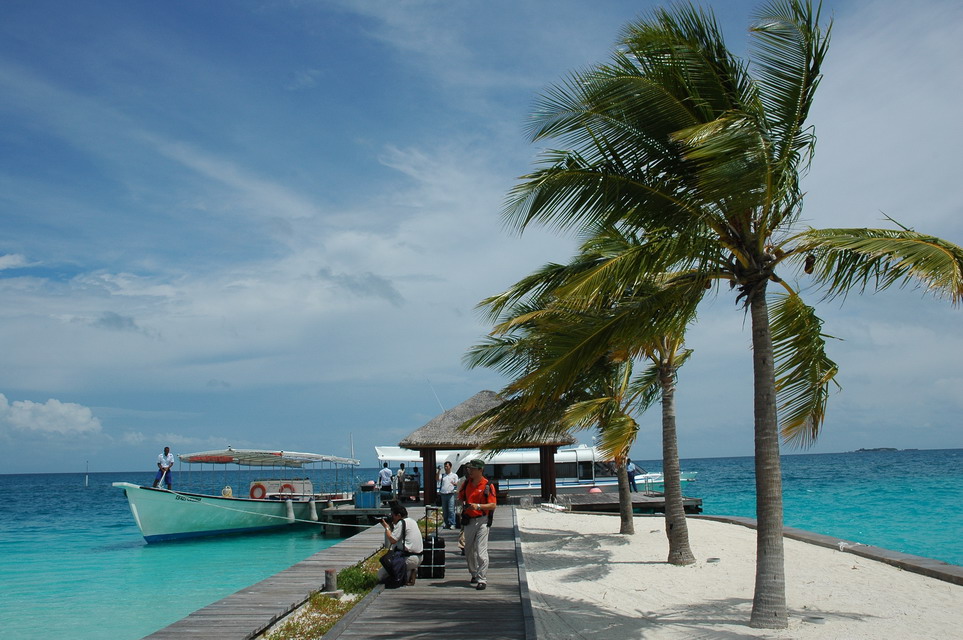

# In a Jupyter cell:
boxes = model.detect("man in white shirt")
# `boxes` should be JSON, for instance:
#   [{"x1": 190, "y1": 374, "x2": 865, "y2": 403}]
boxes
[
  {"x1": 152, "y1": 446, "x2": 174, "y2": 489},
  {"x1": 377, "y1": 504, "x2": 424, "y2": 586},
  {"x1": 378, "y1": 462, "x2": 393, "y2": 505},
  {"x1": 438, "y1": 461, "x2": 459, "y2": 529}
]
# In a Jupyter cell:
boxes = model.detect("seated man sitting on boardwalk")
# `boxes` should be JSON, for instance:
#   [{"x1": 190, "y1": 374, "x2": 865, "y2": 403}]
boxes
[{"x1": 377, "y1": 504, "x2": 424, "y2": 586}]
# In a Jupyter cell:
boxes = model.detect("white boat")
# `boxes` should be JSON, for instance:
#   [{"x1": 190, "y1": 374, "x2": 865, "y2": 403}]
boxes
[
  {"x1": 375, "y1": 444, "x2": 696, "y2": 496},
  {"x1": 113, "y1": 448, "x2": 360, "y2": 543}
]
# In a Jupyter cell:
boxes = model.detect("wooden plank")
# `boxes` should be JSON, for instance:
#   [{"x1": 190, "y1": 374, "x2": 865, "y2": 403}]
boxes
[
  {"x1": 141, "y1": 525, "x2": 386, "y2": 639},
  {"x1": 329, "y1": 507, "x2": 529, "y2": 640},
  {"x1": 143, "y1": 506, "x2": 533, "y2": 640}
]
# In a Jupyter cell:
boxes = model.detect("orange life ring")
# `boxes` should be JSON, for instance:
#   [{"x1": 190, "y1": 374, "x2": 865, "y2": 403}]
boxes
[
  {"x1": 250, "y1": 483, "x2": 267, "y2": 499},
  {"x1": 279, "y1": 483, "x2": 297, "y2": 495}
]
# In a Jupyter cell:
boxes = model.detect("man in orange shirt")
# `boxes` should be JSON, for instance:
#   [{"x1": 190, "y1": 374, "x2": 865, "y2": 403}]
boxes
[{"x1": 458, "y1": 459, "x2": 496, "y2": 590}]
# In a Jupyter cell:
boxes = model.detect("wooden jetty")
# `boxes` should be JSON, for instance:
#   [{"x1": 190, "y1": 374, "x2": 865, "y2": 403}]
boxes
[
  {"x1": 141, "y1": 505, "x2": 532, "y2": 640},
  {"x1": 564, "y1": 491, "x2": 702, "y2": 514},
  {"x1": 141, "y1": 524, "x2": 386, "y2": 639},
  {"x1": 328, "y1": 506, "x2": 533, "y2": 640}
]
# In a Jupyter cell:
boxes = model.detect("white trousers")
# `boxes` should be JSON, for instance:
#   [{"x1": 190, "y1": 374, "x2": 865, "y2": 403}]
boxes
[{"x1": 463, "y1": 517, "x2": 490, "y2": 584}]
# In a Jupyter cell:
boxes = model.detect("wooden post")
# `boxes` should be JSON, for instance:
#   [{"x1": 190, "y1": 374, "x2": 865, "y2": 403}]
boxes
[
  {"x1": 538, "y1": 446, "x2": 559, "y2": 502},
  {"x1": 421, "y1": 448, "x2": 438, "y2": 505}
]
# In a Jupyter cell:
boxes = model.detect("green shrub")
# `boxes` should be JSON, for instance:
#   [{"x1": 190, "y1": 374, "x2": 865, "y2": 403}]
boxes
[
  {"x1": 265, "y1": 551, "x2": 383, "y2": 640},
  {"x1": 337, "y1": 564, "x2": 378, "y2": 594}
]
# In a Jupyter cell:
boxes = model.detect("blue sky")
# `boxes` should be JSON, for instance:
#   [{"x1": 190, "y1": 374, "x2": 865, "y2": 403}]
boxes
[{"x1": 2, "y1": 0, "x2": 961, "y2": 474}]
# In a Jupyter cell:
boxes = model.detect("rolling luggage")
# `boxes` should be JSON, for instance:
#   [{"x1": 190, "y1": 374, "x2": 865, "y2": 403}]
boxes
[{"x1": 418, "y1": 505, "x2": 446, "y2": 579}]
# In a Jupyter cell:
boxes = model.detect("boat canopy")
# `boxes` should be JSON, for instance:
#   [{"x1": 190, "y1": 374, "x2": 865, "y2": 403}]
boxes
[{"x1": 180, "y1": 447, "x2": 360, "y2": 468}]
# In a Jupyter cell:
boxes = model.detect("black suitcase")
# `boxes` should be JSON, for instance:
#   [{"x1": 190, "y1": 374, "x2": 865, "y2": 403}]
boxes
[{"x1": 418, "y1": 506, "x2": 446, "y2": 579}]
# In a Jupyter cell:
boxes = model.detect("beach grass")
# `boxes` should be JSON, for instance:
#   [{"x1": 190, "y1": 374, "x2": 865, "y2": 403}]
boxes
[{"x1": 264, "y1": 551, "x2": 384, "y2": 640}]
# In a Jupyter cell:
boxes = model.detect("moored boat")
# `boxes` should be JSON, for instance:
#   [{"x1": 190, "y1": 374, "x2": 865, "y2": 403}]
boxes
[
  {"x1": 113, "y1": 448, "x2": 360, "y2": 542},
  {"x1": 375, "y1": 444, "x2": 695, "y2": 496}
]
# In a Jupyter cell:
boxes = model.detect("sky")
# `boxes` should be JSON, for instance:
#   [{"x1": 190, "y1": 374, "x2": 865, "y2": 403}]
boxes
[{"x1": 1, "y1": 0, "x2": 961, "y2": 474}]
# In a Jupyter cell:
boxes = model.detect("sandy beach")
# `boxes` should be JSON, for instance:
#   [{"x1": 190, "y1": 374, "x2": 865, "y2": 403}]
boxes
[{"x1": 517, "y1": 510, "x2": 962, "y2": 639}]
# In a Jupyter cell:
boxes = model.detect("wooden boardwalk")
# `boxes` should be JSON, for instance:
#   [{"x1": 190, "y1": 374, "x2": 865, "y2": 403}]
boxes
[
  {"x1": 142, "y1": 525, "x2": 386, "y2": 640},
  {"x1": 142, "y1": 506, "x2": 533, "y2": 640},
  {"x1": 329, "y1": 506, "x2": 533, "y2": 640}
]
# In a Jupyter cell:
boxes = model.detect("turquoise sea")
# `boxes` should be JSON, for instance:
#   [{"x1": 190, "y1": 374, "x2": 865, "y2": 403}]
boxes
[{"x1": 1, "y1": 449, "x2": 961, "y2": 640}]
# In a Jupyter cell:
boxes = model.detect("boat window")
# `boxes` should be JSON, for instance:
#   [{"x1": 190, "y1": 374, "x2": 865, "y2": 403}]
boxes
[
  {"x1": 497, "y1": 464, "x2": 522, "y2": 479},
  {"x1": 578, "y1": 461, "x2": 595, "y2": 480},
  {"x1": 555, "y1": 462, "x2": 577, "y2": 478},
  {"x1": 594, "y1": 461, "x2": 617, "y2": 478}
]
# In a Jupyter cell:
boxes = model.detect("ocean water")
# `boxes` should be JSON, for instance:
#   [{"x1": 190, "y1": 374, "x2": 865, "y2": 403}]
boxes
[
  {"x1": 0, "y1": 469, "x2": 365, "y2": 640},
  {"x1": 1, "y1": 450, "x2": 960, "y2": 640},
  {"x1": 664, "y1": 448, "x2": 963, "y2": 567}
]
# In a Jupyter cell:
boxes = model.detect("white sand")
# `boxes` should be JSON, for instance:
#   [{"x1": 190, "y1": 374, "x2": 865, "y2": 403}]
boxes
[{"x1": 517, "y1": 510, "x2": 962, "y2": 639}]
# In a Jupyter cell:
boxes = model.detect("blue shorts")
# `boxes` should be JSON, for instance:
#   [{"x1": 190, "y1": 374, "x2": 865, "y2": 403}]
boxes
[{"x1": 154, "y1": 469, "x2": 173, "y2": 485}]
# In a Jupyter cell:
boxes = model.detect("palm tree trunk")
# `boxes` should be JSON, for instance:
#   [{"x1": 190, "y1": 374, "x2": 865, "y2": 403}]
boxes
[
  {"x1": 661, "y1": 365, "x2": 695, "y2": 565},
  {"x1": 617, "y1": 462, "x2": 635, "y2": 534},
  {"x1": 747, "y1": 282, "x2": 788, "y2": 629}
]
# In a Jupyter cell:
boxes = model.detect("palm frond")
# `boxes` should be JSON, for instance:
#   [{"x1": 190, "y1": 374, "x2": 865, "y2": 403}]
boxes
[
  {"x1": 769, "y1": 291, "x2": 839, "y2": 447},
  {"x1": 791, "y1": 228, "x2": 963, "y2": 305},
  {"x1": 749, "y1": 0, "x2": 831, "y2": 230},
  {"x1": 593, "y1": 413, "x2": 640, "y2": 460}
]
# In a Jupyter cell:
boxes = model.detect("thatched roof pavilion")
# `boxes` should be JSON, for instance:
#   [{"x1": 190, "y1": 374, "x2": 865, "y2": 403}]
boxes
[{"x1": 399, "y1": 390, "x2": 575, "y2": 502}]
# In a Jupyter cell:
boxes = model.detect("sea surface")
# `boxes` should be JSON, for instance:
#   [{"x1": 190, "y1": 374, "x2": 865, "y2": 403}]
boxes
[{"x1": 1, "y1": 449, "x2": 961, "y2": 640}]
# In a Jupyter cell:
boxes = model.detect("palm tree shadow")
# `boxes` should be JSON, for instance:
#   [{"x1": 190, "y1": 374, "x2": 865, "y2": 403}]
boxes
[
  {"x1": 522, "y1": 525, "x2": 881, "y2": 636},
  {"x1": 522, "y1": 526, "x2": 661, "y2": 583},
  {"x1": 531, "y1": 591, "x2": 881, "y2": 639}
]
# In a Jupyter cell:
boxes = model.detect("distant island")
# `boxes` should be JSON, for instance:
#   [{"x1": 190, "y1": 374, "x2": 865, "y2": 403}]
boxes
[{"x1": 850, "y1": 447, "x2": 918, "y2": 453}]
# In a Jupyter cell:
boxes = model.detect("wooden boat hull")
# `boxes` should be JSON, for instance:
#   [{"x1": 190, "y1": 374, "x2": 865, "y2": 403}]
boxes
[{"x1": 112, "y1": 482, "x2": 322, "y2": 543}]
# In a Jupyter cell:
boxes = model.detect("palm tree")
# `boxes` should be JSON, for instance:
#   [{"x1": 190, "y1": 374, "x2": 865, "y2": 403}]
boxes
[
  {"x1": 464, "y1": 287, "x2": 646, "y2": 535},
  {"x1": 500, "y1": 0, "x2": 963, "y2": 628},
  {"x1": 467, "y1": 227, "x2": 701, "y2": 558}
]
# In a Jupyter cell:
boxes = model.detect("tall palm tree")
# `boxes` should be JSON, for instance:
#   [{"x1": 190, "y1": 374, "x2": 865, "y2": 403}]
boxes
[{"x1": 500, "y1": 0, "x2": 963, "y2": 628}]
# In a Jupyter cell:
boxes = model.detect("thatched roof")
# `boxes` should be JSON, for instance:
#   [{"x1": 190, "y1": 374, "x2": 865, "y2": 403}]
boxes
[{"x1": 398, "y1": 390, "x2": 576, "y2": 450}]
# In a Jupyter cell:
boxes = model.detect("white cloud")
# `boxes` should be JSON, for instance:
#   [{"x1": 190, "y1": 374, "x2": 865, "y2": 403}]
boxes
[
  {"x1": 0, "y1": 393, "x2": 102, "y2": 435},
  {"x1": 0, "y1": 254, "x2": 30, "y2": 270}
]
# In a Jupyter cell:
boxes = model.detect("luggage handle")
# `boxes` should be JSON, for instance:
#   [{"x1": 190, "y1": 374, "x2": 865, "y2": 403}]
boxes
[{"x1": 425, "y1": 504, "x2": 442, "y2": 537}]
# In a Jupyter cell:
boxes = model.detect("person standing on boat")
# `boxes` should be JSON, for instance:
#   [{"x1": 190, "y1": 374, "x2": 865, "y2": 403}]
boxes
[
  {"x1": 438, "y1": 461, "x2": 458, "y2": 529},
  {"x1": 152, "y1": 446, "x2": 174, "y2": 489},
  {"x1": 459, "y1": 459, "x2": 496, "y2": 590},
  {"x1": 626, "y1": 458, "x2": 638, "y2": 492},
  {"x1": 378, "y1": 462, "x2": 393, "y2": 505}
]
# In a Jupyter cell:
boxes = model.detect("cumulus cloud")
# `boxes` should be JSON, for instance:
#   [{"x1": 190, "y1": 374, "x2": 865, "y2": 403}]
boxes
[
  {"x1": 0, "y1": 393, "x2": 102, "y2": 435},
  {"x1": 0, "y1": 254, "x2": 30, "y2": 270}
]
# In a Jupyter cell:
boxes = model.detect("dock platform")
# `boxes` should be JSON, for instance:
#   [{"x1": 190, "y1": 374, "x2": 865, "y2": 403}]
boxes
[
  {"x1": 564, "y1": 491, "x2": 702, "y2": 514},
  {"x1": 141, "y1": 506, "x2": 532, "y2": 640},
  {"x1": 141, "y1": 525, "x2": 386, "y2": 639}
]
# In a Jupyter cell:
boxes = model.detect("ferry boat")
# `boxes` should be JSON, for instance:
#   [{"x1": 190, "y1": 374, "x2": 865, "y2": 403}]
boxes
[
  {"x1": 113, "y1": 448, "x2": 360, "y2": 542},
  {"x1": 375, "y1": 444, "x2": 696, "y2": 496}
]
